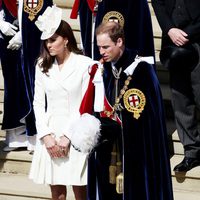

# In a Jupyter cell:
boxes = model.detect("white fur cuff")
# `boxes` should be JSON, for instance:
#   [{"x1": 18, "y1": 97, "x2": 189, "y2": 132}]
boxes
[{"x1": 69, "y1": 113, "x2": 101, "y2": 153}]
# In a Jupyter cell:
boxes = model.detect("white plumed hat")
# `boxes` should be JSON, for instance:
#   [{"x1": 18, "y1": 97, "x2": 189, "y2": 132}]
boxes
[{"x1": 35, "y1": 5, "x2": 62, "y2": 40}]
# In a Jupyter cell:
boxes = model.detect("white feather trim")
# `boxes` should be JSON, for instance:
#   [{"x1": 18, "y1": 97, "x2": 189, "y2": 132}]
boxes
[{"x1": 69, "y1": 113, "x2": 101, "y2": 153}]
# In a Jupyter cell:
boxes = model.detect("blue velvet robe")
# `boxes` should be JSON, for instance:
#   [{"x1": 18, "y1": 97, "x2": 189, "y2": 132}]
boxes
[
  {"x1": 20, "y1": 0, "x2": 53, "y2": 136},
  {"x1": 0, "y1": 1, "x2": 27, "y2": 130},
  {"x1": 87, "y1": 49, "x2": 174, "y2": 200}
]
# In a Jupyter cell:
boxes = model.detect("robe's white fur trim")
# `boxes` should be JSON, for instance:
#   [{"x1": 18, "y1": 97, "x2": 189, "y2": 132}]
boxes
[
  {"x1": 124, "y1": 55, "x2": 154, "y2": 75},
  {"x1": 69, "y1": 113, "x2": 101, "y2": 153}
]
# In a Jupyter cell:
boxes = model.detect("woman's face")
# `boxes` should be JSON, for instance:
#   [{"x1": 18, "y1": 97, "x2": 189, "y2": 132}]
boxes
[{"x1": 45, "y1": 34, "x2": 68, "y2": 56}]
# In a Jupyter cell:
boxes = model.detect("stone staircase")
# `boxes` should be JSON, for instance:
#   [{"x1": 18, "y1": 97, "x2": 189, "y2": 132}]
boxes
[
  {"x1": 171, "y1": 131, "x2": 200, "y2": 200},
  {"x1": 0, "y1": 0, "x2": 200, "y2": 199}
]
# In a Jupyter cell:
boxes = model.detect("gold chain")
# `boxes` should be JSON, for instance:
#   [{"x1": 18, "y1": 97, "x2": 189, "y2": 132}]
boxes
[
  {"x1": 113, "y1": 76, "x2": 132, "y2": 111},
  {"x1": 104, "y1": 75, "x2": 132, "y2": 117}
]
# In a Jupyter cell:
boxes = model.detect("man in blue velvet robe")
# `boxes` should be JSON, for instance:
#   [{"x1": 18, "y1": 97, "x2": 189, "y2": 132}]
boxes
[
  {"x1": 82, "y1": 21, "x2": 174, "y2": 200},
  {"x1": 71, "y1": 1, "x2": 174, "y2": 199}
]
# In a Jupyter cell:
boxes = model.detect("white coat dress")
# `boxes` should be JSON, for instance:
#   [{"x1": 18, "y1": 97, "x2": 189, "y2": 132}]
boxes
[{"x1": 29, "y1": 52, "x2": 97, "y2": 186}]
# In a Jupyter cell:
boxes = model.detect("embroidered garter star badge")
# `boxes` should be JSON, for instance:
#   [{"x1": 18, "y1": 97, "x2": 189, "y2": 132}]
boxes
[
  {"x1": 24, "y1": 0, "x2": 44, "y2": 21},
  {"x1": 123, "y1": 89, "x2": 146, "y2": 119},
  {"x1": 103, "y1": 11, "x2": 125, "y2": 27}
]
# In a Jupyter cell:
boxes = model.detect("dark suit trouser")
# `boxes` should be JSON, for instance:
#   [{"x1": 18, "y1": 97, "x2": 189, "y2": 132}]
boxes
[{"x1": 169, "y1": 44, "x2": 200, "y2": 158}]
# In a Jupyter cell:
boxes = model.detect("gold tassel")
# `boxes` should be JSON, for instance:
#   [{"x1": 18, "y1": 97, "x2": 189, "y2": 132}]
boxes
[
  {"x1": 116, "y1": 172, "x2": 124, "y2": 194},
  {"x1": 109, "y1": 165, "x2": 117, "y2": 184},
  {"x1": 116, "y1": 160, "x2": 122, "y2": 175},
  {"x1": 109, "y1": 141, "x2": 124, "y2": 194},
  {"x1": 116, "y1": 151, "x2": 123, "y2": 194},
  {"x1": 109, "y1": 144, "x2": 117, "y2": 184}
]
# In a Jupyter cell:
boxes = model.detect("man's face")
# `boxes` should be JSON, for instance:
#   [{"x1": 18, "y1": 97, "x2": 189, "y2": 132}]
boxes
[{"x1": 96, "y1": 33, "x2": 122, "y2": 62}]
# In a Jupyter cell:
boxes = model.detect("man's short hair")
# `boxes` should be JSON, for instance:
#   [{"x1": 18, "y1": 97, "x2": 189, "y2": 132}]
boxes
[{"x1": 96, "y1": 21, "x2": 125, "y2": 44}]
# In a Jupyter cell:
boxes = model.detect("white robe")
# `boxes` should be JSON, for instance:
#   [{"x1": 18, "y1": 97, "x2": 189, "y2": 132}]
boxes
[{"x1": 29, "y1": 52, "x2": 97, "y2": 185}]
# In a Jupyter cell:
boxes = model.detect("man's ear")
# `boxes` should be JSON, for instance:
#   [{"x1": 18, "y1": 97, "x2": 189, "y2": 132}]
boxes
[{"x1": 116, "y1": 38, "x2": 123, "y2": 47}]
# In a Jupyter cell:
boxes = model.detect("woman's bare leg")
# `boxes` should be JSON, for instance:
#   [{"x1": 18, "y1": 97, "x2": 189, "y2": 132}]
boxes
[
  {"x1": 50, "y1": 185, "x2": 67, "y2": 200},
  {"x1": 72, "y1": 185, "x2": 87, "y2": 200}
]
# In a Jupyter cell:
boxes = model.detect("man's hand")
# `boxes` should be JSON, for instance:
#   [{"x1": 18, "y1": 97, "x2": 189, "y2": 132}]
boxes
[
  {"x1": 168, "y1": 28, "x2": 189, "y2": 46},
  {"x1": 7, "y1": 31, "x2": 22, "y2": 50},
  {"x1": 0, "y1": 20, "x2": 18, "y2": 36}
]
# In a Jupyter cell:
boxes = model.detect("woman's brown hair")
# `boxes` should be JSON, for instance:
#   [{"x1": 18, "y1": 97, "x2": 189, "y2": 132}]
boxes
[{"x1": 38, "y1": 20, "x2": 82, "y2": 74}]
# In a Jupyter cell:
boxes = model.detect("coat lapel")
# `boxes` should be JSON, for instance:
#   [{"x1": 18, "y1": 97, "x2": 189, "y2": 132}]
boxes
[{"x1": 49, "y1": 53, "x2": 78, "y2": 85}]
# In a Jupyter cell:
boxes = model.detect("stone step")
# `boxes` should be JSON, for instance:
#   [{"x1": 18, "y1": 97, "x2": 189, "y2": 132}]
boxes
[
  {"x1": 1, "y1": 136, "x2": 200, "y2": 200},
  {"x1": 0, "y1": 138, "x2": 32, "y2": 174},
  {"x1": 171, "y1": 155, "x2": 200, "y2": 179},
  {"x1": 1, "y1": 153, "x2": 200, "y2": 200},
  {"x1": 173, "y1": 141, "x2": 184, "y2": 155},
  {"x1": 0, "y1": 172, "x2": 75, "y2": 200},
  {"x1": 1, "y1": 174, "x2": 200, "y2": 200},
  {"x1": 171, "y1": 155, "x2": 200, "y2": 200},
  {"x1": 0, "y1": 129, "x2": 5, "y2": 138},
  {"x1": 56, "y1": 0, "x2": 75, "y2": 8},
  {"x1": 0, "y1": 172, "x2": 50, "y2": 200},
  {"x1": 174, "y1": 191, "x2": 200, "y2": 200},
  {"x1": 0, "y1": 69, "x2": 4, "y2": 90},
  {"x1": 171, "y1": 130, "x2": 184, "y2": 155},
  {"x1": 172, "y1": 130, "x2": 179, "y2": 141},
  {"x1": 0, "y1": 90, "x2": 4, "y2": 103},
  {"x1": 0, "y1": 102, "x2": 3, "y2": 125}
]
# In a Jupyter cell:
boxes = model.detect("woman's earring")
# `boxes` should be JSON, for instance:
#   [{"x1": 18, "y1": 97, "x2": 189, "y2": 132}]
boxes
[{"x1": 64, "y1": 43, "x2": 67, "y2": 48}]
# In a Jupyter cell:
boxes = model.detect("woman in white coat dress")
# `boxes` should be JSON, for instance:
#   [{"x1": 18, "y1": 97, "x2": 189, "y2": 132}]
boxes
[{"x1": 29, "y1": 6, "x2": 97, "y2": 200}]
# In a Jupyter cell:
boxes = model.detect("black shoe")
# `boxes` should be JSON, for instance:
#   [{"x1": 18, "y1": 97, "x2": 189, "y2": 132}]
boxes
[{"x1": 174, "y1": 157, "x2": 200, "y2": 172}]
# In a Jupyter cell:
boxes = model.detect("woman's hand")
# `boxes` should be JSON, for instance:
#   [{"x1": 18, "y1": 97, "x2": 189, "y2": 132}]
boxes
[
  {"x1": 57, "y1": 135, "x2": 71, "y2": 157},
  {"x1": 42, "y1": 134, "x2": 64, "y2": 158}
]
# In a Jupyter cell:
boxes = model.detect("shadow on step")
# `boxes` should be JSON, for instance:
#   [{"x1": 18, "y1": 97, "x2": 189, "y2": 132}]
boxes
[
  {"x1": 0, "y1": 140, "x2": 9, "y2": 172},
  {"x1": 174, "y1": 172, "x2": 187, "y2": 183}
]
